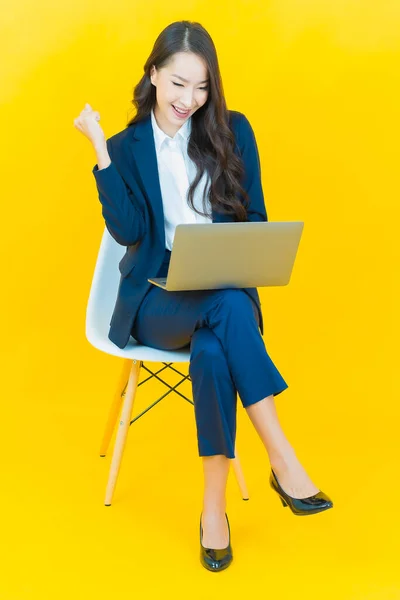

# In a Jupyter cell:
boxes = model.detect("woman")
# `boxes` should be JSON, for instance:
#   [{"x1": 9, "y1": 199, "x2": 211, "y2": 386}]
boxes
[{"x1": 74, "y1": 20, "x2": 333, "y2": 572}]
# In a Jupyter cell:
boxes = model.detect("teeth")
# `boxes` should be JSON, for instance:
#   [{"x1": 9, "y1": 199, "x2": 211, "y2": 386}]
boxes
[{"x1": 173, "y1": 105, "x2": 188, "y2": 114}]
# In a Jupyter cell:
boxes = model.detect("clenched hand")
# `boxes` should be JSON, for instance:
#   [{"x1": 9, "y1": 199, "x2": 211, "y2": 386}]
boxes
[{"x1": 73, "y1": 103, "x2": 105, "y2": 148}]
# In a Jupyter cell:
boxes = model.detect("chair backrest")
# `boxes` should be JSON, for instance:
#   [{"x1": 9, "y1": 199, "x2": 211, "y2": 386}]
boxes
[
  {"x1": 85, "y1": 226, "x2": 191, "y2": 362},
  {"x1": 86, "y1": 227, "x2": 125, "y2": 342}
]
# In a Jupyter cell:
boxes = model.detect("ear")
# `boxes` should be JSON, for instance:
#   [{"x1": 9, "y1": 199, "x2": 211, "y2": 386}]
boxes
[{"x1": 150, "y1": 65, "x2": 156, "y2": 86}]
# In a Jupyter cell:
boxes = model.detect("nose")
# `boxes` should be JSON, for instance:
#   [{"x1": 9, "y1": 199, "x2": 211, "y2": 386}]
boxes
[{"x1": 180, "y1": 88, "x2": 195, "y2": 109}]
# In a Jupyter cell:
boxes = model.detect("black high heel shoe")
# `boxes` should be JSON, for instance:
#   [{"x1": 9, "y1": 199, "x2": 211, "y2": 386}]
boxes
[
  {"x1": 200, "y1": 512, "x2": 233, "y2": 572},
  {"x1": 269, "y1": 468, "x2": 334, "y2": 516}
]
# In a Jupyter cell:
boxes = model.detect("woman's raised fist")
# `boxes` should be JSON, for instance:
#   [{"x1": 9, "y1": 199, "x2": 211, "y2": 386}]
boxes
[{"x1": 73, "y1": 103, "x2": 105, "y2": 147}]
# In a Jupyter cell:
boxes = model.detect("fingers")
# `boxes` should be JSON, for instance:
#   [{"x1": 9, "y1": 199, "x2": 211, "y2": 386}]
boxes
[
  {"x1": 73, "y1": 103, "x2": 101, "y2": 128},
  {"x1": 73, "y1": 103, "x2": 105, "y2": 148}
]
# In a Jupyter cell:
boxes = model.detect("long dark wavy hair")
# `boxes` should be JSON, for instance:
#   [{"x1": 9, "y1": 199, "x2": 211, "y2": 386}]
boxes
[{"x1": 126, "y1": 20, "x2": 251, "y2": 221}]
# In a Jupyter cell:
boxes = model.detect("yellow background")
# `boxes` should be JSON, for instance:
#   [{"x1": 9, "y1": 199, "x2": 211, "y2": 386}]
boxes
[{"x1": 1, "y1": 0, "x2": 399, "y2": 597}]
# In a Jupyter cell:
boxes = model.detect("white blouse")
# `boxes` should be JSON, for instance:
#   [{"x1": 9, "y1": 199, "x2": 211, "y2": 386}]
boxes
[{"x1": 150, "y1": 108, "x2": 212, "y2": 251}]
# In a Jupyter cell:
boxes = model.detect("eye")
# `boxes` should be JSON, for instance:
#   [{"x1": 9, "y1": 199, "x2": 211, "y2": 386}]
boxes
[{"x1": 172, "y1": 82, "x2": 209, "y2": 91}]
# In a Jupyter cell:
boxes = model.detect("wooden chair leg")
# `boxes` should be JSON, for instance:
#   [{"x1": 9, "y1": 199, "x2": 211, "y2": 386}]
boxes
[
  {"x1": 104, "y1": 359, "x2": 141, "y2": 506},
  {"x1": 99, "y1": 359, "x2": 132, "y2": 457},
  {"x1": 231, "y1": 448, "x2": 250, "y2": 500}
]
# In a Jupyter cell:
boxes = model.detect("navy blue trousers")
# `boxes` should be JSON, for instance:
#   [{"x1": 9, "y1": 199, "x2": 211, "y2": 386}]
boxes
[{"x1": 131, "y1": 248, "x2": 288, "y2": 459}]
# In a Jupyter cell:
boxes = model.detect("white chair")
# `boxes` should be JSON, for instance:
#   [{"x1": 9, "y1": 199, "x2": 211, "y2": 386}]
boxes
[{"x1": 86, "y1": 227, "x2": 250, "y2": 506}]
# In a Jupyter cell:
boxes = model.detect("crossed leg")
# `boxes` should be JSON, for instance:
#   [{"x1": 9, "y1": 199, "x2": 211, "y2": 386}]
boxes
[{"x1": 131, "y1": 285, "x2": 318, "y2": 548}]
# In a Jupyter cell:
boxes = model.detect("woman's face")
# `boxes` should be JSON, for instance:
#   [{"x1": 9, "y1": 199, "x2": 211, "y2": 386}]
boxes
[{"x1": 150, "y1": 52, "x2": 210, "y2": 137}]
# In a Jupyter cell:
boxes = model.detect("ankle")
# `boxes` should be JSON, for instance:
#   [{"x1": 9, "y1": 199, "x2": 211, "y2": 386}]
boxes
[
  {"x1": 269, "y1": 447, "x2": 298, "y2": 470},
  {"x1": 202, "y1": 503, "x2": 227, "y2": 518}
]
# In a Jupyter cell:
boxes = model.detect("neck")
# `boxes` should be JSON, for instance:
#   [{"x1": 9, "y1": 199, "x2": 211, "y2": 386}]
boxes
[{"x1": 153, "y1": 105, "x2": 185, "y2": 139}]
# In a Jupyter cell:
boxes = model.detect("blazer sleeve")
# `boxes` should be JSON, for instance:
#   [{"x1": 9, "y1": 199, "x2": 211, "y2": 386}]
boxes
[
  {"x1": 238, "y1": 113, "x2": 268, "y2": 222},
  {"x1": 92, "y1": 138, "x2": 147, "y2": 246}
]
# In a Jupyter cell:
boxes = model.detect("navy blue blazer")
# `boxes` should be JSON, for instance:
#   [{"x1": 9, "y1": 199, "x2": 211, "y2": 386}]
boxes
[{"x1": 92, "y1": 110, "x2": 268, "y2": 349}]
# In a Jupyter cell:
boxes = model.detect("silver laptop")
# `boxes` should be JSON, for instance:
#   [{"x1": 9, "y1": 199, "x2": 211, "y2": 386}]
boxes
[{"x1": 148, "y1": 221, "x2": 304, "y2": 291}]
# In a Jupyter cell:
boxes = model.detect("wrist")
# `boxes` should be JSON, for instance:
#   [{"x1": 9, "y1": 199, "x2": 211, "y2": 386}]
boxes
[{"x1": 93, "y1": 138, "x2": 107, "y2": 152}]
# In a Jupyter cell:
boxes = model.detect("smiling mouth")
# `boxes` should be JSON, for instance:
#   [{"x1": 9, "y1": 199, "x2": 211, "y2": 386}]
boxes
[{"x1": 172, "y1": 105, "x2": 191, "y2": 114}]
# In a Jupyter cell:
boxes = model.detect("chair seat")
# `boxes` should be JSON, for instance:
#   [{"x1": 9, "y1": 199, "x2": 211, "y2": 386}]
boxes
[{"x1": 86, "y1": 323, "x2": 191, "y2": 362}]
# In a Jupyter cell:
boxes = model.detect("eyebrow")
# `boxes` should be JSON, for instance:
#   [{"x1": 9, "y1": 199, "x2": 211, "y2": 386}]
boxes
[{"x1": 171, "y1": 74, "x2": 209, "y2": 84}]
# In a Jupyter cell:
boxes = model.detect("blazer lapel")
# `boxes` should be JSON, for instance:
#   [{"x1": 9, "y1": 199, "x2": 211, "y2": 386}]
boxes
[{"x1": 128, "y1": 115, "x2": 166, "y2": 247}]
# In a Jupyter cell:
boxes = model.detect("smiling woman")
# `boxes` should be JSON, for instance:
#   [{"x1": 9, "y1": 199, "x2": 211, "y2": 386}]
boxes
[
  {"x1": 78, "y1": 19, "x2": 333, "y2": 574},
  {"x1": 127, "y1": 23, "x2": 254, "y2": 222}
]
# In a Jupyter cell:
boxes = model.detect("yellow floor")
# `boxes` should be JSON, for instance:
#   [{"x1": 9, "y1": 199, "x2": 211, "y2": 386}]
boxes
[{"x1": 1, "y1": 328, "x2": 399, "y2": 599}]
